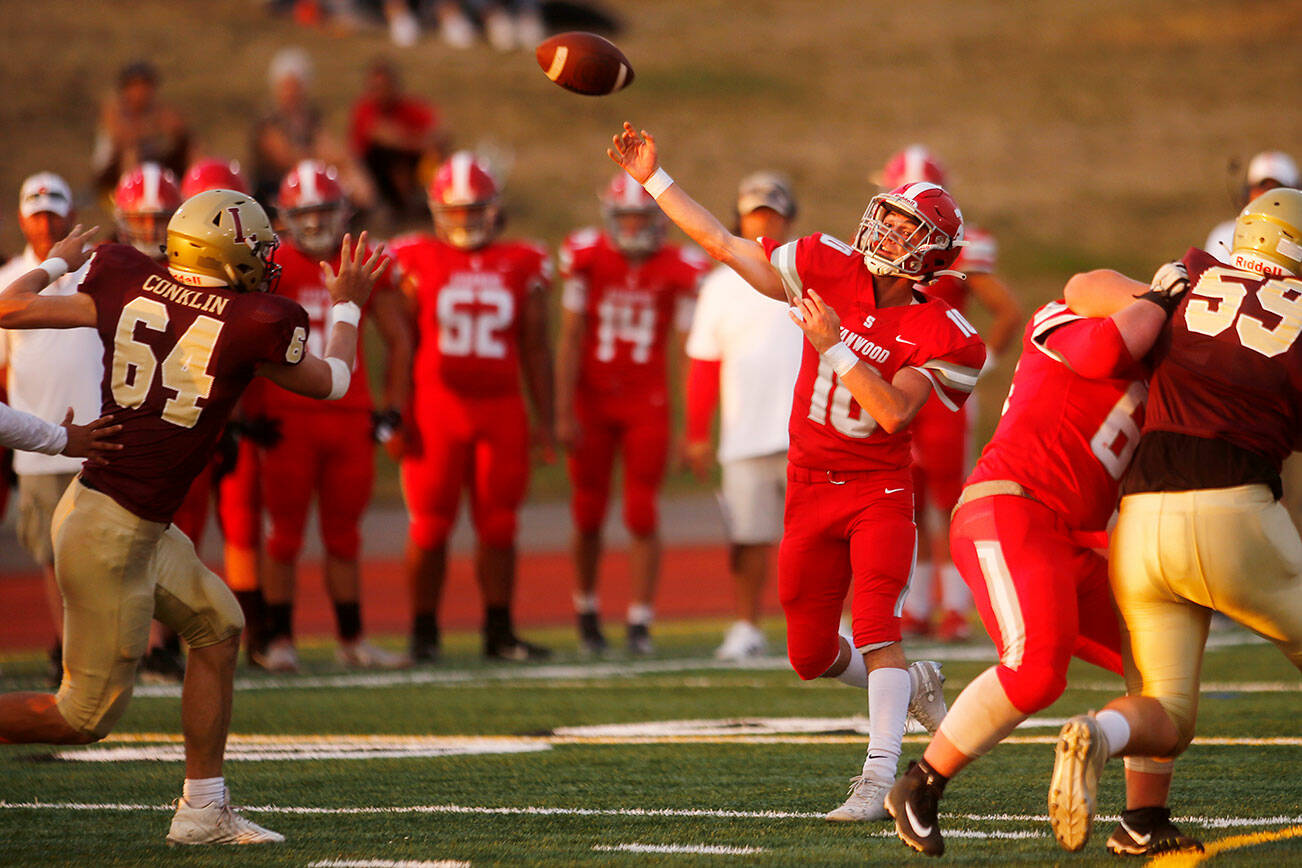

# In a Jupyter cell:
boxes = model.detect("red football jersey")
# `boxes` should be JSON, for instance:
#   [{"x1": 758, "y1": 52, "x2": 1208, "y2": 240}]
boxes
[
  {"x1": 559, "y1": 230, "x2": 706, "y2": 397},
  {"x1": 389, "y1": 234, "x2": 550, "y2": 398},
  {"x1": 262, "y1": 240, "x2": 390, "y2": 413},
  {"x1": 921, "y1": 225, "x2": 997, "y2": 314},
  {"x1": 1141, "y1": 248, "x2": 1302, "y2": 467},
  {"x1": 968, "y1": 302, "x2": 1148, "y2": 531},
  {"x1": 762, "y1": 233, "x2": 987, "y2": 472},
  {"x1": 77, "y1": 244, "x2": 308, "y2": 523}
]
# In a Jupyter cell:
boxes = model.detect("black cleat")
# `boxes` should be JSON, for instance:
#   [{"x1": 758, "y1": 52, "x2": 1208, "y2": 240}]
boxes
[
  {"x1": 139, "y1": 646, "x2": 186, "y2": 684},
  {"x1": 47, "y1": 642, "x2": 64, "y2": 689},
  {"x1": 484, "y1": 635, "x2": 552, "y2": 662},
  {"x1": 626, "y1": 622, "x2": 653, "y2": 655},
  {"x1": 577, "y1": 611, "x2": 608, "y2": 655},
  {"x1": 409, "y1": 637, "x2": 441, "y2": 664},
  {"x1": 886, "y1": 760, "x2": 947, "y2": 857},
  {"x1": 1105, "y1": 807, "x2": 1204, "y2": 857}
]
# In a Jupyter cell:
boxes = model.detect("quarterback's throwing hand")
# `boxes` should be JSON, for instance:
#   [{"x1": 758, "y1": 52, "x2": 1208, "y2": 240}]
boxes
[
  {"x1": 790, "y1": 289, "x2": 843, "y2": 354},
  {"x1": 607, "y1": 122, "x2": 658, "y2": 184},
  {"x1": 322, "y1": 232, "x2": 391, "y2": 307},
  {"x1": 47, "y1": 225, "x2": 100, "y2": 273}
]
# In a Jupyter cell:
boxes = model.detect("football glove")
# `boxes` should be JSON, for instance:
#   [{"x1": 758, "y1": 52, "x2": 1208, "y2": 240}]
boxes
[
  {"x1": 1136, "y1": 261, "x2": 1190, "y2": 313},
  {"x1": 371, "y1": 408, "x2": 403, "y2": 444}
]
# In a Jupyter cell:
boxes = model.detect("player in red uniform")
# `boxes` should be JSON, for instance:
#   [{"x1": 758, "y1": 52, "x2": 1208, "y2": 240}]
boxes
[
  {"x1": 555, "y1": 173, "x2": 706, "y2": 655},
  {"x1": 608, "y1": 123, "x2": 985, "y2": 820},
  {"x1": 1047, "y1": 189, "x2": 1302, "y2": 857},
  {"x1": 0, "y1": 189, "x2": 388, "y2": 844},
  {"x1": 882, "y1": 292, "x2": 1160, "y2": 856},
  {"x1": 876, "y1": 146, "x2": 1024, "y2": 641},
  {"x1": 255, "y1": 160, "x2": 412, "y2": 671},
  {"x1": 391, "y1": 151, "x2": 556, "y2": 662}
]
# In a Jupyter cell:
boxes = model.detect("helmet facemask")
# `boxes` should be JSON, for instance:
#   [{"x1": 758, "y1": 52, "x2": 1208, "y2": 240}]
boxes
[
  {"x1": 284, "y1": 203, "x2": 349, "y2": 258},
  {"x1": 117, "y1": 210, "x2": 173, "y2": 259},
  {"x1": 604, "y1": 207, "x2": 665, "y2": 257},
  {"x1": 854, "y1": 198, "x2": 941, "y2": 278},
  {"x1": 432, "y1": 202, "x2": 499, "y2": 251}
]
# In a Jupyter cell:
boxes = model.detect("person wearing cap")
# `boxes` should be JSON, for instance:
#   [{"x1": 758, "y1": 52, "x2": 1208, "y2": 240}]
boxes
[
  {"x1": 1205, "y1": 150, "x2": 1299, "y2": 260},
  {"x1": 92, "y1": 60, "x2": 193, "y2": 205},
  {"x1": 0, "y1": 173, "x2": 104, "y2": 685},
  {"x1": 684, "y1": 172, "x2": 803, "y2": 661}
]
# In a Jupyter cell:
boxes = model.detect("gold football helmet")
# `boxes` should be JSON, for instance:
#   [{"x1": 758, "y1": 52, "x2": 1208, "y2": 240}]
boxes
[
  {"x1": 165, "y1": 189, "x2": 280, "y2": 292},
  {"x1": 1232, "y1": 187, "x2": 1302, "y2": 278}
]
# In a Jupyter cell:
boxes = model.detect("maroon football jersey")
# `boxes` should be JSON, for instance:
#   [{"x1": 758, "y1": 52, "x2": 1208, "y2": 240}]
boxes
[
  {"x1": 559, "y1": 229, "x2": 706, "y2": 398},
  {"x1": 761, "y1": 233, "x2": 987, "y2": 472},
  {"x1": 77, "y1": 244, "x2": 309, "y2": 522},
  {"x1": 1141, "y1": 248, "x2": 1302, "y2": 468},
  {"x1": 969, "y1": 302, "x2": 1148, "y2": 531}
]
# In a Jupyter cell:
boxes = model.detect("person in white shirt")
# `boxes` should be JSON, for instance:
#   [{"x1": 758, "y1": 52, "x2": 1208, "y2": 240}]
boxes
[
  {"x1": 0, "y1": 173, "x2": 105, "y2": 682},
  {"x1": 684, "y1": 172, "x2": 803, "y2": 660},
  {"x1": 1205, "y1": 150, "x2": 1298, "y2": 260}
]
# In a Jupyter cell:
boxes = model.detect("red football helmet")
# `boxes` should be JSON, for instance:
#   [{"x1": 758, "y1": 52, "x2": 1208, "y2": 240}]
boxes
[
  {"x1": 114, "y1": 163, "x2": 183, "y2": 259},
  {"x1": 428, "y1": 151, "x2": 500, "y2": 250},
  {"x1": 878, "y1": 145, "x2": 948, "y2": 189},
  {"x1": 600, "y1": 172, "x2": 665, "y2": 257},
  {"x1": 853, "y1": 182, "x2": 964, "y2": 280},
  {"x1": 182, "y1": 158, "x2": 248, "y2": 198},
  {"x1": 278, "y1": 159, "x2": 350, "y2": 256}
]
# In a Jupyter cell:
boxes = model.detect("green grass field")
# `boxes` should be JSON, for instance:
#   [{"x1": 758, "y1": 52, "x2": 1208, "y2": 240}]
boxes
[{"x1": 2, "y1": 624, "x2": 1299, "y2": 866}]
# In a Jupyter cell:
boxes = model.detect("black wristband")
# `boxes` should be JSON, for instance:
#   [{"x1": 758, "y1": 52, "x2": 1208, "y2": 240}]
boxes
[{"x1": 1134, "y1": 289, "x2": 1182, "y2": 315}]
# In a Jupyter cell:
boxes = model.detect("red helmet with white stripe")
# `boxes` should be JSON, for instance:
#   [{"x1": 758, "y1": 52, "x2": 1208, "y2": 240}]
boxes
[
  {"x1": 182, "y1": 158, "x2": 248, "y2": 198},
  {"x1": 114, "y1": 163, "x2": 183, "y2": 259},
  {"x1": 878, "y1": 145, "x2": 948, "y2": 189},
  {"x1": 600, "y1": 172, "x2": 665, "y2": 256},
  {"x1": 278, "y1": 159, "x2": 350, "y2": 255},
  {"x1": 428, "y1": 151, "x2": 500, "y2": 250},
  {"x1": 853, "y1": 182, "x2": 964, "y2": 280}
]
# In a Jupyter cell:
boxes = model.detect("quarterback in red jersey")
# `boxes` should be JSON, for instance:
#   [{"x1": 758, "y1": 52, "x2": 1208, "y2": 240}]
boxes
[
  {"x1": 556, "y1": 172, "x2": 706, "y2": 655},
  {"x1": 253, "y1": 160, "x2": 412, "y2": 672},
  {"x1": 1048, "y1": 189, "x2": 1302, "y2": 857},
  {"x1": 883, "y1": 296, "x2": 1153, "y2": 857},
  {"x1": 608, "y1": 123, "x2": 985, "y2": 821},
  {"x1": 390, "y1": 151, "x2": 556, "y2": 662},
  {"x1": 876, "y1": 146, "x2": 1024, "y2": 641},
  {"x1": 0, "y1": 190, "x2": 387, "y2": 845}
]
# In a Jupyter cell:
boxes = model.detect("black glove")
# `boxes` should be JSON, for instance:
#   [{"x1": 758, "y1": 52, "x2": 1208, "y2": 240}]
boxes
[
  {"x1": 371, "y1": 408, "x2": 403, "y2": 444},
  {"x1": 1135, "y1": 261, "x2": 1190, "y2": 314},
  {"x1": 239, "y1": 415, "x2": 283, "y2": 449}
]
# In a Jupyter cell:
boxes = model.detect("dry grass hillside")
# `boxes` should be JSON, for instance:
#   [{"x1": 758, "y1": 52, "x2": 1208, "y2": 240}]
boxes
[{"x1": 2, "y1": 0, "x2": 1300, "y2": 456}]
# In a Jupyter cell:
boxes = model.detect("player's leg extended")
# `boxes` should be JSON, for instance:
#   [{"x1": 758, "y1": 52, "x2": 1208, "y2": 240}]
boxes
[
  {"x1": 621, "y1": 404, "x2": 669, "y2": 650},
  {"x1": 567, "y1": 400, "x2": 617, "y2": 650}
]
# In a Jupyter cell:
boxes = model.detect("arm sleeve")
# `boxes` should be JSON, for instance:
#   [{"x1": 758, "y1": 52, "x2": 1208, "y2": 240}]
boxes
[
  {"x1": 685, "y1": 358, "x2": 721, "y2": 442},
  {"x1": 1041, "y1": 316, "x2": 1137, "y2": 380},
  {"x1": 0, "y1": 402, "x2": 67, "y2": 455}
]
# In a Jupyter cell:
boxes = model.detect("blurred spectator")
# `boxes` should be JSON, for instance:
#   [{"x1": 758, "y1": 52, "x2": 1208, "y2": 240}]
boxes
[
  {"x1": 349, "y1": 59, "x2": 448, "y2": 223},
  {"x1": 0, "y1": 173, "x2": 103, "y2": 685},
  {"x1": 435, "y1": 0, "x2": 544, "y2": 51},
  {"x1": 249, "y1": 47, "x2": 375, "y2": 212},
  {"x1": 1205, "y1": 150, "x2": 1299, "y2": 261},
  {"x1": 92, "y1": 61, "x2": 193, "y2": 204}
]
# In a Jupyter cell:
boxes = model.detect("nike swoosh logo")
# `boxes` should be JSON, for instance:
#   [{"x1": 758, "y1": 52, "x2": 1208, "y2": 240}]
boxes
[
  {"x1": 1120, "y1": 819, "x2": 1150, "y2": 845},
  {"x1": 885, "y1": 487, "x2": 905, "y2": 494},
  {"x1": 906, "y1": 801, "x2": 933, "y2": 838},
  {"x1": 895, "y1": 335, "x2": 916, "y2": 345}
]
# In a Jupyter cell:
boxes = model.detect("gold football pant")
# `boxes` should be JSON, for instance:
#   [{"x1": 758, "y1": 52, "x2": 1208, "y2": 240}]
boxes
[
  {"x1": 50, "y1": 480, "x2": 244, "y2": 739},
  {"x1": 1111, "y1": 483, "x2": 1302, "y2": 753}
]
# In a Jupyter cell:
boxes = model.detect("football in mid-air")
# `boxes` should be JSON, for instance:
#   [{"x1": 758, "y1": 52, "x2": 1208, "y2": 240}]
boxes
[{"x1": 535, "y1": 31, "x2": 634, "y2": 96}]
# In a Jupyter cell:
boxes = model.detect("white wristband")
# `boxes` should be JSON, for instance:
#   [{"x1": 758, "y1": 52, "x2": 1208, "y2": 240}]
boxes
[
  {"x1": 642, "y1": 167, "x2": 674, "y2": 200},
  {"x1": 39, "y1": 257, "x2": 69, "y2": 283},
  {"x1": 325, "y1": 356, "x2": 352, "y2": 401},
  {"x1": 823, "y1": 342, "x2": 859, "y2": 377},
  {"x1": 330, "y1": 301, "x2": 362, "y2": 329}
]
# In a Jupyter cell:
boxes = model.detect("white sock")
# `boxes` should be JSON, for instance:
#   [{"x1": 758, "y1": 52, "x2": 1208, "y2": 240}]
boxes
[
  {"x1": 903, "y1": 567, "x2": 933, "y2": 621},
  {"x1": 1095, "y1": 709, "x2": 1131, "y2": 757},
  {"x1": 182, "y1": 776, "x2": 225, "y2": 807},
  {"x1": 940, "y1": 563, "x2": 971, "y2": 612},
  {"x1": 834, "y1": 638, "x2": 869, "y2": 689},
  {"x1": 863, "y1": 667, "x2": 911, "y2": 781},
  {"x1": 573, "y1": 593, "x2": 598, "y2": 614},
  {"x1": 627, "y1": 603, "x2": 653, "y2": 625}
]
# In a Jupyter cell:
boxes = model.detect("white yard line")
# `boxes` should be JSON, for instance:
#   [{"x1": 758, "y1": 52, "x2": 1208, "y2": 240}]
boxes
[
  {"x1": 595, "y1": 843, "x2": 768, "y2": 855},
  {"x1": 309, "y1": 861, "x2": 470, "y2": 868}
]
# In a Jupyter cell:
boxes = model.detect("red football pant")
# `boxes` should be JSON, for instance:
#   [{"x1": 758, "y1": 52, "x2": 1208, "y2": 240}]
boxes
[
  {"x1": 402, "y1": 393, "x2": 529, "y2": 549},
  {"x1": 779, "y1": 467, "x2": 916, "y2": 680},
  {"x1": 261, "y1": 410, "x2": 375, "y2": 562},
  {"x1": 950, "y1": 494, "x2": 1123, "y2": 714},
  {"x1": 567, "y1": 393, "x2": 669, "y2": 537},
  {"x1": 909, "y1": 396, "x2": 971, "y2": 520},
  {"x1": 216, "y1": 437, "x2": 262, "y2": 549}
]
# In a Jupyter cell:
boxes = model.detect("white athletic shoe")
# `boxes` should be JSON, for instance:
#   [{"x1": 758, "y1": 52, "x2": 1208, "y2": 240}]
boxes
[
  {"x1": 1049, "y1": 714, "x2": 1109, "y2": 852},
  {"x1": 167, "y1": 790, "x2": 284, "y2": 845},
  {"x1": 907, "y1": 660, "x2": 947, "y2": 734},
  {"x1": 824, "y1": 774, "x2": 893, "y2": 822},
  {"x1": 714, "y1": 621, "x2": 767, "y2": 661},
  {"x1": 336, "y1": 639, "x2": 411, "y2": 670},
  {"x1": 253, "y1": 638, "x2": 300, "y2": 673}
]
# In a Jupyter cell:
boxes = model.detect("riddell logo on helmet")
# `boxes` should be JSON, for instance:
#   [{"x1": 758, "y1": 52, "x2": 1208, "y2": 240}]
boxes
[{"x1": 1232, "y1": 252, "x2": 1287, "y2": 278}]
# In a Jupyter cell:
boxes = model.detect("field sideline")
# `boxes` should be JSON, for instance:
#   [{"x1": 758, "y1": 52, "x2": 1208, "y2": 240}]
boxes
[{"x1": 1, "y1": 627, "x2": 1298, "y2": 866}]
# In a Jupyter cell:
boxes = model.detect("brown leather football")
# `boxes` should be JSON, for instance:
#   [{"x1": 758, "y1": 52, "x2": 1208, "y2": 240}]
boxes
[{"x1": 535, "y1": 31, "x2": 634, "y2": 96}]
